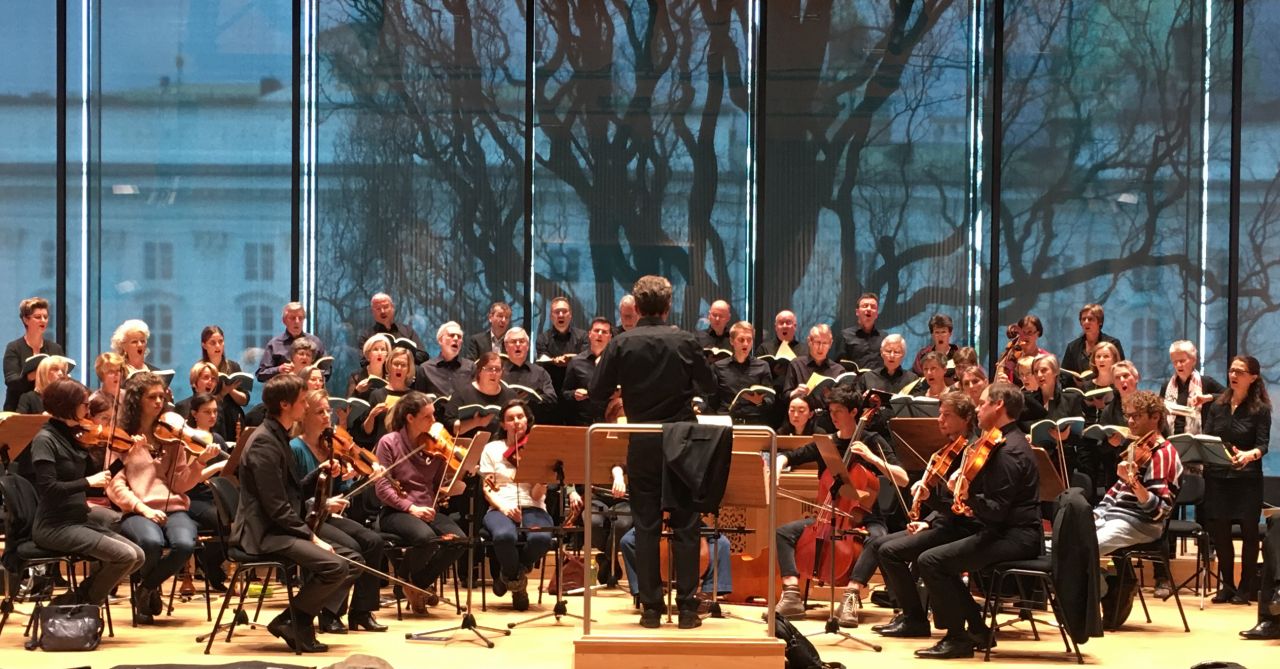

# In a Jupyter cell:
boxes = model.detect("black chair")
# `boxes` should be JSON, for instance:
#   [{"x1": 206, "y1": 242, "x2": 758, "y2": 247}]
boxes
[
  {"x1": 1168, "y1": 473, "x2": 1212, "y2": 607},
  {"x1": 1107, "y1": 510, "x2": 1190, "y2": 633},
  {"x1": 200, "y1": 476, "x2": 300, "y2": 656},
  {"x1": 0, "y1": 474, "x2": 114, "y2": 640}
]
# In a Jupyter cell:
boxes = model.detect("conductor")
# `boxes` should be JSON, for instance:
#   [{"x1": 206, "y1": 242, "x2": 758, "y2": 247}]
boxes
[{"x1": 590, "y1": 275, "x2": 715, "y2": 629}]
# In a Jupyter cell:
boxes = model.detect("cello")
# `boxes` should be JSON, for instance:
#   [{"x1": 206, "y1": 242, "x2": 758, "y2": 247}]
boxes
[{"x1": 791, "y1": 400, "x2": 882, "y2": 587}]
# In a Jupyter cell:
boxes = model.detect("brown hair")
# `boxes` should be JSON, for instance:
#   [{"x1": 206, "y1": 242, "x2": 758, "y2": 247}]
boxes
[
  {"x1": 42, "y1": 377, "x2": 89, "y2": 421},
  {"x1": 390, "y1": 391, "x2": 434, "y2": 432},
  {"x1": 985, "y1": 382, "x2": 1024, "y2": 419},
  {"x1": 633, "y1": 275, "x2": 673, "y2": 317},
  {"x1": 939, "y1": 391, "x2": 978, "y2": 432},
  {"x1": 19, "y1": 297, "x2": 49, "y2": 322},
  {"x1": 1078, "y1": 303, "x2": 1105, "y2": 326},
  {"x1": 1122, "y1": 390, "x2": 1167, "y2": 424},
  {"x1": 263, "y1": 373, "x2": 307, "y2": 418}
]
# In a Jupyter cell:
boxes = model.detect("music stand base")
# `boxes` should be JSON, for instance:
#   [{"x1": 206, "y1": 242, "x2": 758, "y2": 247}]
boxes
[
  {"x1": 506, "y1": 599, "x2": 595, "y2": 628},
  {"x1": 406, "y1": 612, "x2": 509, "y2": 648},
  {"x1": 805, "y1": 616, "x2": 883, "y2": 652}
]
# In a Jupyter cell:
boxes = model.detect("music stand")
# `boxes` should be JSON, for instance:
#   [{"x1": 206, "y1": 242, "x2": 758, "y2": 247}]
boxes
[
  {"x1": 1030, "y1": 446, "x2": 1067, "y2": 502},
  {"x1": 888, "y1": 417, "x2": 950, "y2": 472},
  {"x1": 806, "y1": 438, "x2": 881, "y2": 652},
  {"x1": 694, "y1": 450, "x2": 774, "y2": 622},
  {"x1": 508, "y1": 425, "x2": 598, "y2": 628},
  {"x1": 0, "y1": 413, "x2": 48, "y2": 472},
  {"x1": 406, "y1": 431, "x2": 509, "y2": 648}
]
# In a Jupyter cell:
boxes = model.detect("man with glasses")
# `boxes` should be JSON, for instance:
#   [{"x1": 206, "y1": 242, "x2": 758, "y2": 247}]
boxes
[
  {"x1": 500, "y1": 327, "x2": 557, "y2": 423},
  {"x1": 414, "y1": 321, "x2": 474, "y2": 398}
]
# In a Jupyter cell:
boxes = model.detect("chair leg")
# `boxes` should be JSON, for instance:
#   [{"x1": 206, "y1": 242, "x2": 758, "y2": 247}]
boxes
[
  {"x1": 251, "y1": 567, "x2": 275, "y2": 623},
  {"x1": 1161, "y1": 550, "x2": 1190, "y2": 633},
  {"x1": 983, "y1": 572, "x2": 1004, "y2": 662},
  {"x1": 203, "y1": 564, "x2": 244, "y2": 655},
  {"x1": 1132, "y1": 559, "x2": 1151, "y2": 623}
]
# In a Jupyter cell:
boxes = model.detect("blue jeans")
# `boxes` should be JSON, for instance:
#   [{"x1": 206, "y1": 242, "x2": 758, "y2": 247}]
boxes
[
  {"x1": 619, "y1": 527, "x2": 733, "y2": 595},
  {"x1": 120, "y1": 510, "x2": 197, "y2": 589},
  {"x1": 483, "y1": 508, "x2": 555, "y2": 582}
]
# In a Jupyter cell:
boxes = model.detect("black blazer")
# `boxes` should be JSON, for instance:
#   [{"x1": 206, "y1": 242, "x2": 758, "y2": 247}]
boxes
[
  {"x1": 230, "y1": 416, "x2": 312, "y2": 554},
  {"x1": 464, "y1": 331, "x2": 504, "y2": 360}
]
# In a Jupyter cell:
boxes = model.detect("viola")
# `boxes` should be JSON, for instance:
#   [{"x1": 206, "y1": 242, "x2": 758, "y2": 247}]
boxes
[
  {"x1": 1124, "y1": 429, "x2": 1160, "y2": 469},
  {"x1": 330, "y1": 426, "x2": 380, "y2": 477},
  {"x1": 909, "y1": 433, "x2": 968, "y2": 521},
  {"x1": 950, "y1": 428, "x2": 1003, "y2": 517},
  {"x1": 417, "y1": 422, "x2": 467, "y2": 483},
  {"x1": 73, "y1": 419, "x2": 135, "y2": 453},
  {"x1": 154, "y1": 411, "x2": 215, "y2": 457}
]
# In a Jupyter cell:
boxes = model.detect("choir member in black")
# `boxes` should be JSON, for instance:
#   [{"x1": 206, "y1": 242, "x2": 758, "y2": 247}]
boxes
[
  {"x1": 183, "y1": 392, "x2": 231, "y2": 592},
  {"x1": 1163, "y1": 339, "x2": 1223, "y2": 435},
  {"x1": 959, "y1": 365, "x2": 987, "y2": 406},
  {"x1": 256, "y1": 302, "x2": 328, "y2": 382},
  {"x1": 1061, "y1": 303, "x2": 1126, "y2": 376},
  {"x1": 444, "y1": 351, "x2": 517, "y2": 438},
  {"x1": 911, "y1": 382, "x2": 1041, "y2": 659},
  {"x1": 374, "y1": 391, "x2": 468, "y2": 614},
  {"x1": 290, "y1": 389, "x2": 387, "y2": 632},
  {"x1": 464, "y1": 300, "x2": 512, "y2": 360},
  {"x1": 910, "y1": 352, "x2": 951, "y2": 399},
  {"x1": 359, "y1": 292, "x2": 425, "y2": 364},
  {"x1": 414, "y1": 321, "x2": 475, "y2": 398},
  {"x1": 350, "y1": 346, "x2": 415, "y2": 448},
  {"x1": 15, "y1": 354, "x2": 71, "y2": 414},
  {"x1": 88, "y1": 352, "x2": 124, "y2": 423},
  {"x1": 562, "y1": 317, "x2": 614, "y2": 426},
  {"x1": 1089, "y1": 360, "x2": 1142, "y2": 498},
  {"x1": 231, "y1": 374, "x2": 359, "y2": 653},
  {"x1": 1239, "y1": 514, "x2": 1280, "y2": 639},
  {"x1": 589, "y1": 275, "x2": 715, "y2": 629},
  {"x1": 1202, "y1": 355, "x2": 1270, "y2": 605},
  {"x1": 303, "y1": 366, "x2": 327, "y2": 392},
  {"x1": 29, "y1": 378, "x2": 144, "y2": 606},
  {"x1": 713, "y1": 321, "x2": 775, "y2": 425},
  {"x1": 3, "y1": 296, "x2": 64, "y2": 411},
  {"x1": 839, "y1": 293, "x2": 884, "y2": 371},
  {"x1": 111, "y1": 319, "x2": 154, "y2": 377},
  {"x1": 695, "y1": 299, "x2": 732, "y2": 352},
  {"x1": 875, "y1": 392, "x2": 983, "y2": 638},
  {"x1": 346, "y1": 333, "x2": 390, "y2": 399},
  {"x1": 911, "y1": 314, "x2": 959, "y2": 376},
  {"x1": 756, "y1": 309, "x2": 808, "y2": 361},
  {"x1": 500, "y1": 327, "x2": 558, "y2": 423},
  {"x1": 536, "y1": 296, "x2": 588, "y2": 400},
  {"x1": 779, "y1": 396, "x2": 825, "y2": 436},
  {"x1": 860, "y1": 334, "x2": 917, "y2": 395},
  {"x1": 783, "y1": 324, "x2": 844, "y2": 426},
  {"x1": 770, "y1": 386, "x2": 908, "y2": 625},
  {"x1": 1026, "y1": 353, "x2": 1085, "y2": 473},
  {"x1": 200, "y1": 325, "x2": 249, "y2": 440},
  {"x1": 616, "y1": 294, "x2": 640, "y2": 334}
]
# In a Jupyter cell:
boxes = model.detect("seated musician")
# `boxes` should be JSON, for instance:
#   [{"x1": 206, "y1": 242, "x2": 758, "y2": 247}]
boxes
[
  {"x1": 561, "y1": 317, "x2": 614, "y2": 426},
  {"x1": 770, "y1": 385, "x2": 908, "y2": 625},
  {"x1": 500, "y1": 328, "x2": 558, "y2": 423},
  {"x1": 712, "y1": 320, "x2": 774, "y2": 425},
  {"x1": 875, "y1": 392, "x2": 983, "y2": 638},
  {"x1": 289, "y1": 388, "x2": 387, "y2": 632},
  {"x1": 374, "y1": 391, "x2": 468, "y2": 614},
  {"x1": 779, "y1": 396, "x2": 826, "y2": 436},
  {"x1": 231, "y1": 374, "x2": 360, "y2": 653},
  {"x1": 619, "y1": 521, "x2": 732, "y2": 612},
  {"x1": 182, "y1": 392, "x2": 231, "y2": 593},
  {"x1": 479, "y1": 400, "x2": 581, "y2": 610},
  {"x1": 108, "y1": 372, "x2": 224, "y2": 624},
  {"x1": 909, "y1": 382, "x2": 1041, "y2": 659}
]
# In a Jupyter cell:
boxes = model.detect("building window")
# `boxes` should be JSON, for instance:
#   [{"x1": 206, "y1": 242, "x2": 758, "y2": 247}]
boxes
[
  {"x1": 142, "y1": 304, "x2": 173, "y2": 367},
  {"x1": 144, "y1": 241, "x2": 174, "y2": 280},
  {"x1": 40, "y1": 240, "x2": 55, "y2": 279},
  {"x1": 242, "y1": 304, "x2": 274, "y2": 353},
  {"x1": 244, "y1": 243, "x2": 275, "y2": 281}
]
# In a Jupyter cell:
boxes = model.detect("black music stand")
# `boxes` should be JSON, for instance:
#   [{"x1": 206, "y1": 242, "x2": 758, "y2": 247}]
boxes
[
  {"x1": 406, "y1": 432, "x2": 509, "y2": 648},
  {"x1": 0, "y1": 413, "x2": 48, "y2": 473},
  {"x1": 805, "y1": 437, "x2": 881, "y2": 652},
  {"x1": 697, "y1": 450, "x2": 773, "y2": 622},
  {"x1": 508, "y1": 425, "x2": 597, "y2": 628}
]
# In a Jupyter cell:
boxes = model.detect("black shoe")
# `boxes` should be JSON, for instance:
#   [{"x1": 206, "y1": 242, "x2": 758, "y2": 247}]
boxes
[
  {"x1": 969, "y1": 624, "x2": 996, "y2": 651},
  {"x1": 1230, "y1": 592, "x2": 1251, "y2": 606},
  {"x1": 133, "y1": 611, "x2": 155, "y2": 625},
  {"x1": 292, "y1": 618, "x2": 330, "y2": 654},
  {"x1": 319, "y1": 610, "x2": 348, "y2": 634},
  {"x1": 208, "y1": 580, "x2": 228, "y2": 594},
  {"x1": 50, "y1": 590, "x2": 81, "y2": 607},
  {"x1": 678, "y1": 610, "x2": 702, "y2": 629},
  {"x1": 267, "y1": 611, "x2": 297, "y2": 650},
  {"x1": 869, "y1": 590, "x2": 898, "y2": 609},
  {"x1": 1267, "y1": 591, "x2": 1280, "y2": 617},
  {"x1": 1212, "y1": 587, "x2": 1236, "y2": 604},
  {"x1": 877, "y1": 619, "x2": 932, "y2": 638},
  {"x1": 512, "y1": 589, "x2": 530, "y2": 611},
  {"x1": 493, "y1": 575, "x2": 508, "y2": 597},
  {"x1": 148, "y1": 585, "x2": 164, "y2": 615},
  {"x1": 640, "y1": 608, "x2": 661, "y2": 629},
  {"x1": 1240, "y1": 620, "x2": 1280, "y2": 640},
  {"x1": 423, "y1": 586, "x2": 440, "y2": 607},
  {"x1": 871, "y1": 613, "x2": 906, "y2": 633},
  {"x1": 348, "y1": 611, "x2": 388, "y2": 632},
  {"x1": 914, "y1": 635, "x2": 976, "y2": 659}
]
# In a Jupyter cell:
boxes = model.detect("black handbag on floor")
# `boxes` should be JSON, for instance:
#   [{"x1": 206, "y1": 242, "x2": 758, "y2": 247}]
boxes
[{"x1": 24, "y1": 604, "x2": 103, "y2": 651}]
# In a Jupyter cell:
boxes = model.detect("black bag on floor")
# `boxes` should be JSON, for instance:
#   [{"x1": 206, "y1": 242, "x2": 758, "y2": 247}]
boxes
[
  {"x1": 25, "y1": 603, "x2": 103, "y2": 651},
  {"x1": 773, "y1": 616, "x2": 844, "y2": 669}
]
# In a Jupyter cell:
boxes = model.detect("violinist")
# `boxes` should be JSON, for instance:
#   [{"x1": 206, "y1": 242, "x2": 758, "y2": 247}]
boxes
[
  {"x1": 231, "y1": 374, "x2": 359, "y2": 653},
  {"x1": 84, "y1": 392, "x2": 125, "y2": 531},
  {"x1": 200, "y1": 325, "x2": 249, "y2": 440},
  {"x1": 479, "y1": 400, "x2": 579, "y2": 611},
  {"x1": 875, "y1": 392, "x2": 983, "y2": 639},
  {"x1": 771, "y1": 386, "x2": 908, "y2": 625},
  {"x1": 3, "y1": 296, "x2": 64, "y2": 411},
  {"x1": 374, "y1": 391, "x2": 468, "y2": 615},
  {"x1": 910, "y1": 383, "x2": 1040, "y2": 660},
  {"x1": 107, "y1": 372, "x2": 224, "y2": 624},
  {"x1": 289, "y1": 389, "x2": 387, "y2": 633},
  {"x1": 29, "y1": 378, "x2": 144, "y2": 606},
  {"x1": 1093, "y1": 391, "x2": 1182, "y2": 557},
  {"x1": 1202, "y1": 355, "x2": 1270, "y2": 605}
]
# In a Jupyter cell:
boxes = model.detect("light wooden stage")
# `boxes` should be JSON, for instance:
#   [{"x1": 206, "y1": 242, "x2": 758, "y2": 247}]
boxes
[{"x1": 0, "y1": 581, "x2": 1274, "y2": 668}]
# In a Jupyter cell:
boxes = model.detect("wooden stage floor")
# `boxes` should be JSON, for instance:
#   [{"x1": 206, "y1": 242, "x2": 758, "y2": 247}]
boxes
[{"x1": 0, "y1": 582, "x2": 1274, "y2": 668}]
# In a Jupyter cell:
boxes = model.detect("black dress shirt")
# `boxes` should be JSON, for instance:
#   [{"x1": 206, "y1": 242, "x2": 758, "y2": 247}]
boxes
[
  {"x1": 695, "y1": 327, "x2": 731, "y2": 352},
  {"x1": 1203, "y1": 400, "x2": 1271, "y2": 479},
  {"x1": 967, "y1": 423, "x2": 1041, "y2": 531},
  {"x1": 560, "y1": 352, "x2": 604, "y2": 426},
  {"x1": 859, "y1": 366, "x2": 918, "y2": 395},
  {"x1": 442, "y1": 383, "x2": 517, "y2": 437},
  {"x1": 3, "y1": 336, "x2": 64, "y2": 411},
  {"x1": 755, "y1": 337, "x2": 808, "y2": 359},
  {"x1": 502, "y1": 359, "x2": 558, "y2": 422},
  {"x1": 359, "y1": 321, "x2": 426, "y2": 364},
  {"x1": 1061, "y1": 332, "x2": 1125, "y2": 375},
  {"x1": 713, "y1": 356, "x2": 776, "y2": 425},
  {"x1": 839, "y1": 325, "x2": 883, "y2": 371},
  {"x1": 781, "y1": 356, "x2": 846, "y2": 399},
  {"x1": 589, "y1": 316, "x2": 714, "y2": 424},
  {"x1": 536, "y1": 326, "x2": 589, "y2": 396},
  {"x1": 414, "y1": 355, "x2": 475, "y2": 398}
]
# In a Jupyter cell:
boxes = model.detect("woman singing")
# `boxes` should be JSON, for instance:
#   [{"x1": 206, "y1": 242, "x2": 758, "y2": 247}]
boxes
[
  {"x1": 30, "y1": 378, "x2": 144, "y2": 606},
  {"x1": 1202, "y1": 356, "x2": 1270, "y2": 605},
  {"x1": 200, "y1": 326, "x2": 249, "y2": 439},
  {"x1": 347, "y1": 333, "x2": 391, "y2": 399},
  {"x1": 351, "y1": 346, "x2": 415, "y2": 448},
  {"x1": 3, "y1": 296, "x2": 64, "y2": 411},
  {"x1": 88, "y1": 351, "x2": 125, "y2": 424},
  {"x1": 15, "y1": 354, "x2": 72, "y2": 415},
  {"x1": 444, "y1": 351, "x2": 516, "y2": 437},
  {"x1": 111, "y1": 319, "x2": 154, "y2": 377}
]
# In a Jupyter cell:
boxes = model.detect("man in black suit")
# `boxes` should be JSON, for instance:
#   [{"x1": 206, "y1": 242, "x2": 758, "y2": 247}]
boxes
[
  {"x1": 232, "y1": 374, "x2": 359, "y2": 653},
  {"x1": 464, "y1": 301, "x2": 512, "y2": 360}
]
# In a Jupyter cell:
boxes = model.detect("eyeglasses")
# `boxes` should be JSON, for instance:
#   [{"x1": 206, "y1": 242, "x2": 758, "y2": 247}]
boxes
[{"x1": 481, "y1": 366, "x2": 503, "y2": 373}]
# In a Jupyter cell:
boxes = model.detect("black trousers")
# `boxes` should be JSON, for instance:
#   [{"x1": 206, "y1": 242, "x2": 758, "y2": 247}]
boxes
[
  {"x1": 319, "y1": 515, "x2": 384, "y2": 615},
  {"x1": 378, "y1": 510, "x2": 467, "y2": 588},
  {"x1": 777, "y1": 517, "x2": 886, "y2": 585},
  {"x1": 267, "y1": 535, "x2": 359, "y2": 617},
  {"x1": 918, "y1": 526, "x2": 1042, "y2": 634},
  {"x1": 188, "y1": 497, "x2": 227, "y2": 585},
  {"x1": 1259, "y1": 516, "x2": 1280, "y2": 623},
  {"x1": 878, "y1": 524, "x2": 976, "y2": 623},
  {"x1": 628, "y1": 434, "x2": 700, "y2": 611}
]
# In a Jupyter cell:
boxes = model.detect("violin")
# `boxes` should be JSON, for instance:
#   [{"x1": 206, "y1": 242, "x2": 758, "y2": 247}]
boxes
[
  {"x1": 909, "y1": 433, "x2": 968, "y2": 521},
  {"x1": 73, "y1": 419, "x2": 135, "y2": 453},
  {"x1": 153, "y1": 411, "x2": 215, "y2": 457},
  {"x1": 330, "y1": 426, "x2": 380, "y2": 477},
  {"x1": 1123, "y1": 430, "x2": 1160, "y2": 469},
  {"x1": 950, "y1": 428, "x2": 1003, "y2": 517}
]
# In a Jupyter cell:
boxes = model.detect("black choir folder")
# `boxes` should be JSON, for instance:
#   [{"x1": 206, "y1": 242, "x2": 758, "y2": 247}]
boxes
[
  {"x1": 1028, "y1": 416, "x2": 1085, "y2": 446},
  {"x1": 218, "y1": 371, "x2": 254, "y2": 392},
  {"x1": 457, "y1": 403, "x2": 502, "y2": 420}
]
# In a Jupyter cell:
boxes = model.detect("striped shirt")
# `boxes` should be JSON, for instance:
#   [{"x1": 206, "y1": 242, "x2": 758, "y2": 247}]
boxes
[{"x1": 1095, "y1": 439, "x2": 1183, "y2": 527}]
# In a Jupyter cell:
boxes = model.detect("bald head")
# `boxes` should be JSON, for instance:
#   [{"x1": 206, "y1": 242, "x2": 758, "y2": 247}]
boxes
[
  {"x1": 708, "y1": 300, "x2": 731, "y2": 334},
  {"x1": 774, "y1": 310, "x2": 797, "y2": 342}
]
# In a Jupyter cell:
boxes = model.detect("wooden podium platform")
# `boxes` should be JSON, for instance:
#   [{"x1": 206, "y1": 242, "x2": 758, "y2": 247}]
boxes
[{"x1": 575, "y1": 633, "x2": 785, "y2": 668}]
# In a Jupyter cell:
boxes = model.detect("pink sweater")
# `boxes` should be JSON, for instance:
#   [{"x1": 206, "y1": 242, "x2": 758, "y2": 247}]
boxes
[{"x1": 106, "y1": 440, "x2": 208, "y2": 514}]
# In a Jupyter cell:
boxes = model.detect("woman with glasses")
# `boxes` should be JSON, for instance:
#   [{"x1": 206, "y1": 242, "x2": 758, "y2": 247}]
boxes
[{"x1": 443, "y1": 351, "x2": 515, "y2": 437}]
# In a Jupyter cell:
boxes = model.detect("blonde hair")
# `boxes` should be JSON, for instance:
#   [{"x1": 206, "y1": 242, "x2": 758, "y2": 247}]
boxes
[
  {"x1": 189, "y1": 361, "x2": 218, "y2": 389},
  {"x1": 34, "y1": 355, "x2": 72, "y2": 393},
  {"x1": 94, "y1": 351, "x2": 124, "y2": 382}
]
